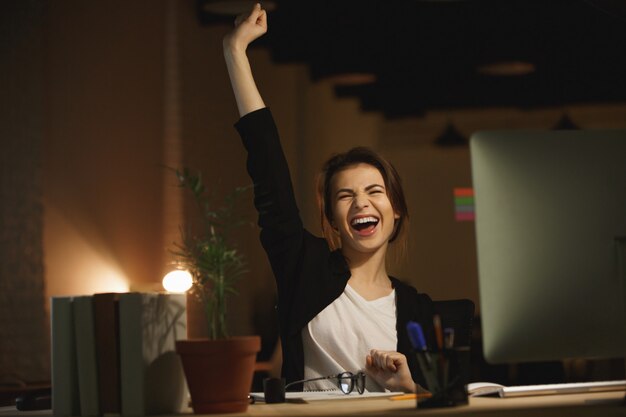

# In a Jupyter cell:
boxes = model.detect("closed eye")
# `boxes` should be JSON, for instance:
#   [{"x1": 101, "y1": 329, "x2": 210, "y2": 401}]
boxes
[
  {"x1": 335, "y1": 187, "x2": 355, "y2": 200},
  {"x1": 367, "y1": 185, "x2": 386, "y2": 195}
]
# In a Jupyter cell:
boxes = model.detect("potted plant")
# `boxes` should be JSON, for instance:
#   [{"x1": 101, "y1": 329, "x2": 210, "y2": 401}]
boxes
[{"x1": 172, "y1": 168, "x2": 260, "y2": 414}]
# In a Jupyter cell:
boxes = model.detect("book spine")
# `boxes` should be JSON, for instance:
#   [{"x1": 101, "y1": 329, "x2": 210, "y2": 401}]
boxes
[
  {"x1": 93, "y1": 293, "x2": 121, "y2": 414},
  {"x1": 51, "y1": 296, "x2": 80, "y2": 417},
  {"x1": 119, "y1": 292, "x2": 188, "y2": 416},
  {"x1": 119, "y1": 292, "x2": 144, "y2": 417},
  {"x1": 144, "y1": 293, "x2": 188, "y2": 415},
  {"x1": 73, "y1": 296, "x2": 100, "y2": 416}
]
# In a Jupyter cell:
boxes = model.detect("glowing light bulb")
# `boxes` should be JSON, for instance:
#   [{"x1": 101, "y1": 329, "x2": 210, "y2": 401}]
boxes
[{"x1": 162, "y1": 269, "x2": 193, "y2": 293}]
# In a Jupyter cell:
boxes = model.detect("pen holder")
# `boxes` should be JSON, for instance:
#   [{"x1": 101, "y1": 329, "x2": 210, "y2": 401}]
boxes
[{"x1": 414, "y1": 347, "x2": 470, "y2": 408}]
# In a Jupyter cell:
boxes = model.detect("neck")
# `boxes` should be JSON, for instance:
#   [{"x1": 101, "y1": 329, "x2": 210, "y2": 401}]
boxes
[{"x1": 342, "y1": 244, "x2": 390, "y2": 285}]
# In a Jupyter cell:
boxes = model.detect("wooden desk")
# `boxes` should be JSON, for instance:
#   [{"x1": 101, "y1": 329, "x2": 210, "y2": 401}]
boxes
[{"x1": 2, "y1": 392, "x2": 624, "y2": 417}]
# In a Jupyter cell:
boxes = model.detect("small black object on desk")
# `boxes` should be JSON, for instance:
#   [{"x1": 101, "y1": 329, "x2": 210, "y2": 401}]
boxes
[
  {"x1": 15, "y1": 387, "x2": 51, "y2": 411},
  {"x1": 263, "y1": 377, "x2": 286, "y2": 403}
]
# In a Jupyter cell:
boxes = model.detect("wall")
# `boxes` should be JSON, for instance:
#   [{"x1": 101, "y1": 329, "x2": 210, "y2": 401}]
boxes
[
  {"x1": 0, "y1": 0, "x2": 49, "y2": 384},
  {"x1": 44, "y1": 0, "x2": 167, "y2": 299}
]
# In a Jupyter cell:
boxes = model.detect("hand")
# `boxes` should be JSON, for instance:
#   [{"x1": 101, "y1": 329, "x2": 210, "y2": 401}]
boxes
[
  {"x1": 366, "y1": 349, "x2": 416, "y2": 393},
  {"x1": 223, "y1": 3, "x2": 268, "y2": 53}
]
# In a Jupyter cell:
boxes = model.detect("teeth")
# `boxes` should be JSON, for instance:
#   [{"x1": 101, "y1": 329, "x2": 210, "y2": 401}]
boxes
[{"x1": 351, "y1": 216, "x2": 379, "y2": 225}]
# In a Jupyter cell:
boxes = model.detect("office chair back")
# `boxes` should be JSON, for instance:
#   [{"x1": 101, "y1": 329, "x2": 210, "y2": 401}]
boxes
[{"x1": 433, "y1": 299, "x2": 475, "y2": 348}]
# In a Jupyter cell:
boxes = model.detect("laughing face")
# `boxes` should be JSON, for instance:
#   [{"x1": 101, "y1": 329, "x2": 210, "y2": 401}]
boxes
[{"x1": 330, "y1": 163, "x2": 400, "y2": 257}]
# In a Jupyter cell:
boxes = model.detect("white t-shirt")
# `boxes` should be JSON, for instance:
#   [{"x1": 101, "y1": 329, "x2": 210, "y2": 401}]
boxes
[{"x1": 301, "y1": 283, "x2": 397, "y2": 392}]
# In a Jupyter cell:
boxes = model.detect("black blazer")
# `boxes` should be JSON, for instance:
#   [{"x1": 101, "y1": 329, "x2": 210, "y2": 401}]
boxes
[{"x1": 235, "y1": 108, "x2": 435, "y2": 389}]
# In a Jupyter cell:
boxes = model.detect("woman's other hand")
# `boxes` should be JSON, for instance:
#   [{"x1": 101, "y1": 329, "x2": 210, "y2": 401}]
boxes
[
  {"x1": 366, "y1": 349, "x2": 416, "y2": 393},
  {"x1": 223, "y1": 3, "x2": 267, "y2": 53}
]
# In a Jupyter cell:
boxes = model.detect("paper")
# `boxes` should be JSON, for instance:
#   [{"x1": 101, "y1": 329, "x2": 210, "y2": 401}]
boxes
[{"x1": 250, "y1": 390, "x2": 404, "y2": 402}]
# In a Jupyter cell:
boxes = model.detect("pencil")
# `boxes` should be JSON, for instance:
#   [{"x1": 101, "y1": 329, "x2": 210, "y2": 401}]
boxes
[{"x1": 389, "y1": 392, "x2": 433, "y2": 401}]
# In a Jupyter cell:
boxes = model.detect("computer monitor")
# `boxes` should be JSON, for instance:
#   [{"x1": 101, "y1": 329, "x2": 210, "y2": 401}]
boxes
[{"x1": 470, "y1": 129, "x2": 626, "y2": 364}]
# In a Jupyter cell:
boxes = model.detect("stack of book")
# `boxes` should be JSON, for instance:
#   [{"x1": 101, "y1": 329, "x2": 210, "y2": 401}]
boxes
[{"x1": 51, "y1": 292, "x2": 188, "y2": 417}]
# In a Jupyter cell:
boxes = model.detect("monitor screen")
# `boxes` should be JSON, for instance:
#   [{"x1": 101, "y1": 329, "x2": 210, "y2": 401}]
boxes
[{"x1": 470, "y1": 129, "x2": 626, "y2": 364}]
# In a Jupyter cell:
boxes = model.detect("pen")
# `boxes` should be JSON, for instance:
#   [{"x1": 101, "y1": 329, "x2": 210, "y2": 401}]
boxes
[
  {"x1": 444, "y1": 327, "x2": 455, "y2": 349},
  {"x1": 433, "y1": 314, "x2": 443, "y2": 351},
  {"x1": 406, "y1": 321, "x2": 427, "y2": 351},
  {"x1": 432, "y1": 314, "x2": 447, "y2": 389},
  {"x1": 406, "y1": 321, "x2": 433, "y2": 373}
]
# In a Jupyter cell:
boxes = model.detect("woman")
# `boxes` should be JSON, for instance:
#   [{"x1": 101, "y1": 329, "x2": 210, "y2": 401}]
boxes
[{"x1": 223, "y1": 3, "x2": 434, "y2": 393}]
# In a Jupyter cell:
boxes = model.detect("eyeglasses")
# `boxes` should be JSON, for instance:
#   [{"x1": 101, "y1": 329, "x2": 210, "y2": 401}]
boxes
[{"x1": 284, "y1": 371, "x2": 366, "y2": 395}]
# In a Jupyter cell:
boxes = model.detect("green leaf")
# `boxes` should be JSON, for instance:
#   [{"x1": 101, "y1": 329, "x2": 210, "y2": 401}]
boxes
[{"x1": 169, "y1": 166, "x2": 251, "y2": 339}]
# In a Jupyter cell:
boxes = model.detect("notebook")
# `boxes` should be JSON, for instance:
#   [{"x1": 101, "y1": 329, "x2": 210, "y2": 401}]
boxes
[{"x1": 467, "y1": 380, "x2": 626, "y2": 398}]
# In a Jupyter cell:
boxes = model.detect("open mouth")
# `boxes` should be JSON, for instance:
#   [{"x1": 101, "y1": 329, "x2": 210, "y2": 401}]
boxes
[{"x1": 350, "y1": 216, "x2": 380, "y2": 234}]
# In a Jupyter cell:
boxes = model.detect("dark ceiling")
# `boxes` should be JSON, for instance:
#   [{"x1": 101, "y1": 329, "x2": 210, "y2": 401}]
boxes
[{"x1": 198, "y1": 0, "x2": 626, "y2": 119}]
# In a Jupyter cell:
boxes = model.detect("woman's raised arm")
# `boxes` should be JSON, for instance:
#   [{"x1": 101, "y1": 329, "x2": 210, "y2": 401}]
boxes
[{"x1": 223, "y1": 3, "x2": 267, "y2": 117}]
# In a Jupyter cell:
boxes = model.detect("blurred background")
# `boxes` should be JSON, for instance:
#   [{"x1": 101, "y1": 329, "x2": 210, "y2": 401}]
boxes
[{"x1": 1, "y1": 0, "x2": 625, "y2": 395}]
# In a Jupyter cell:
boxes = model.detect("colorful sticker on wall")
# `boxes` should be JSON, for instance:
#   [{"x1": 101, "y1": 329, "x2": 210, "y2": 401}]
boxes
[{"x1": 454, "y1": 188, "x2": 475, "y2": 222}]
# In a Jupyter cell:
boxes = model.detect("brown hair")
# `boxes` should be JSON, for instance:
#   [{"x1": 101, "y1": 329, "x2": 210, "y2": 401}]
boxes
[{"x1": 316, "y1": 147, "x2": 409, "y2": 256}]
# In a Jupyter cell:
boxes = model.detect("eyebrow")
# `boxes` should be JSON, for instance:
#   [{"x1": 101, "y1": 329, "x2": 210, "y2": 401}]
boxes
[{"x1": 335, "y1": 184, "x2": 385, "y2": 196}]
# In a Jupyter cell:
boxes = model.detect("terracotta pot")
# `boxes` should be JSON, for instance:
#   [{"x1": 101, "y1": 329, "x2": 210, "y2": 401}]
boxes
[{"x1": 176, "y1": 336, "x2": 261, "y2": 414}]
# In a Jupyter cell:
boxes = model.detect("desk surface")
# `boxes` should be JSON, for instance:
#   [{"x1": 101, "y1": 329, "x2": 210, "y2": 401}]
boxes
[{"x1": 2, "y1": 391, "x2": 624, "y2": 417}]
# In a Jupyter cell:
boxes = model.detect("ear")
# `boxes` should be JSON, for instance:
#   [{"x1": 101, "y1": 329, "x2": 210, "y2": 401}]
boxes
[{"x1": 394, "y1": 212, "x2": 401, "y2": 220}]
